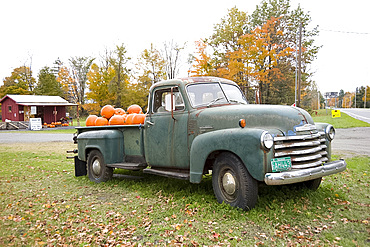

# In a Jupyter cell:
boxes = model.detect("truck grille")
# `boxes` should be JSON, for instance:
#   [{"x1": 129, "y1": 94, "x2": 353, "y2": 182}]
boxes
[{"x1": 273, "y1": 125, "x2": 328, "y2": 170}]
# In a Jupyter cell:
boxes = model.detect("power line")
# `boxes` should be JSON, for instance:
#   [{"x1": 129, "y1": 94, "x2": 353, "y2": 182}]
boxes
[{"x1": 320, "y1": 29, "x2": 369, "y2": 35}]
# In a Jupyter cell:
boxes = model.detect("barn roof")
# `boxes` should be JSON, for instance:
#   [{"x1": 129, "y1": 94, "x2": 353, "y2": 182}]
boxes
[{"x1": 0, "y1": 94, "x2": 77, "y2": 106}]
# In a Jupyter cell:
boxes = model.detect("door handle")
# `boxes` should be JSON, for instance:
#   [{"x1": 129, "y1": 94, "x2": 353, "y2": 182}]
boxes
[{"x1": 146, "y1": 120, "x2": 154, "y2": 126}]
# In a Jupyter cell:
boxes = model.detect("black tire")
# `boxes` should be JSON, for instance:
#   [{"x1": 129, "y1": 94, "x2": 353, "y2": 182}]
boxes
[
  {"x1": 302, "y1": 177, "x2": 322, "y2": 190},
  {"x1": 212, "y1": 153, "x2": 258, "y2": 210},
  {"x1": 87, "y1": 150, "x2": 113, "y2": 183}
]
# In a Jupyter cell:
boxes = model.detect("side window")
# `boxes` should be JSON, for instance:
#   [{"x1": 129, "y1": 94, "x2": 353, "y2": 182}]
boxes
[
  {"x1": 152, "y1": 87, "x2": 185, "y2": 113},
  {"x1": 8, "y1": 105, "x2": 12, "y2": 113}
]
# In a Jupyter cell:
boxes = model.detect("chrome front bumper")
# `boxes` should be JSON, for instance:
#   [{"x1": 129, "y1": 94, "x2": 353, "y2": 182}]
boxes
[{"x1": 264, "y1": 159, "x2": 347, "y2": 185}]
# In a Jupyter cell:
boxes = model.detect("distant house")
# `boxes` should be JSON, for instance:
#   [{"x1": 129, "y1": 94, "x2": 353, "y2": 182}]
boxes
[{"x1": 0, "y1": 94, "x2": 77, "y2": 123}]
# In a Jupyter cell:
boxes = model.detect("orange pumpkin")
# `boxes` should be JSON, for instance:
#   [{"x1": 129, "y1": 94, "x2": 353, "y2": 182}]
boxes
[
  {"x1": 100, "y1": 105, "x2": 115, "y2": 119},
  {"x1": 86, "y1": 115, "x2": 98, "y2": 126},
  {"x1": 114, "y1": 108, "x2": 126, "y2": 115},
  {"x1": 127, "y1": 104, "x2": 142, "y2": 114},
  {"x1": 109, "y1": 115, "x2": 125, "y2": 125},
  {"x1": 95, "y1": 117, "x2": 109, "y2": 126},
  {"x1": 125, "y1": 114, "x2": 136, "y2": 125},
  {"x1": 132, "y1": 114, "x2": 146, "y2": 125}
]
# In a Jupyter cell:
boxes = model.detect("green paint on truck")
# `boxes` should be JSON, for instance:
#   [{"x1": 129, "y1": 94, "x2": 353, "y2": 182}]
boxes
[{"x1": 72, "y1": 77, "x2": 346, "y2": 210}]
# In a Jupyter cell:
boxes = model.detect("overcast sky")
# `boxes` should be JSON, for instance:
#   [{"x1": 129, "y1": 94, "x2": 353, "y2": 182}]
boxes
[{"x1": 0, "y1": 0, "x2": 369, "y2": 95}]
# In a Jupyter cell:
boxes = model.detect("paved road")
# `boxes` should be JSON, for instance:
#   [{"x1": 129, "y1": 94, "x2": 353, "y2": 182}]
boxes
[
  {"x1": 1, "y1": 127, "x2": 369, "y2": 157},
  {"x1": 339, "y1": 108, "x2": 370, "y2": 124},
  {"x1": 0, "y1": 132, "x2": 73, "y2": 143}
]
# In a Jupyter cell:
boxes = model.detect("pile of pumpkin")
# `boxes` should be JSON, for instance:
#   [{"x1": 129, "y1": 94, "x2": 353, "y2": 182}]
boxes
[
  {"x1": 43, "y1": 122, "x2": 69, "y2": 128},
  {"x1": 86, "y1": 104, "x2": 146, "y2": 126}
]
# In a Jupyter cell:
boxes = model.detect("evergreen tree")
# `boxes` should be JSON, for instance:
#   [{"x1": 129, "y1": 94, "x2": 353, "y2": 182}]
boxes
[{"x1": 34, "y1": 66, "x2": 64, "y2": 96}]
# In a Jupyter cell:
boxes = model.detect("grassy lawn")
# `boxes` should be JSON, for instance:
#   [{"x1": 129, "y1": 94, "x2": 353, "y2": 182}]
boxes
[
  {"x1": 311, "y1": 109, "x2": 370, "y2": 128},
  {"x1": 0, "y1": 142, "x2": 369, "y2": 246}
]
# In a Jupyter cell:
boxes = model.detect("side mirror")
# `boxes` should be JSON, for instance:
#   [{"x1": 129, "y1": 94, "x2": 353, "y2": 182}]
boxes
[{"x1": 165, "y1": 94, "x2": 175, "y2": 112}]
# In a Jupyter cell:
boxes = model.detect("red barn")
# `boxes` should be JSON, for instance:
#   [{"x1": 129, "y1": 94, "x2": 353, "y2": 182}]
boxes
[{"x1": 0, "y1": 94, "x2": 77, "y2": 123}]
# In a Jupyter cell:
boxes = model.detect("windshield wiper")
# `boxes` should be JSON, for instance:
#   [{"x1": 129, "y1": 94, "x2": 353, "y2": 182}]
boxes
[
  {"x1": 207, "y1": 97, "x2": 225, "y2": 107},
  {"x1": 229, "y1": 99, "x2": 247, "y2": 104}
]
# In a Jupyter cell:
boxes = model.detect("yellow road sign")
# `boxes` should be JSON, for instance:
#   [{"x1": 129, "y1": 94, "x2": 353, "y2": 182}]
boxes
[{"x1": 331, "y1": 109, "x2": 341, "y2": 118}]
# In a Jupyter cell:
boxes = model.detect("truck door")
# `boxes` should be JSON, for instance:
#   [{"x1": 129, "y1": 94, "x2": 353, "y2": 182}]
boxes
[{"x1": 144, "y1": 86, "x2": 189, "y2": 169}]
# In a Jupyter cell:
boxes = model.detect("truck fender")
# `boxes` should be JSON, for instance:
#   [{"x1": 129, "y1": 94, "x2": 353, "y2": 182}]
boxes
[
  {"x1": 77, "y1": 129, "x2": 124, "y2": 164},
  {"x1": 189, "y1": 128, "x2": 268, "y2": 183}
]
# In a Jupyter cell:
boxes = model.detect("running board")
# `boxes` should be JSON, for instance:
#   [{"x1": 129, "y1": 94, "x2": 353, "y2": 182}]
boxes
[
  {"x1": 107, "y1": 163, "x2": 147, "y2": 171},
  {"x1": 143, "y1": 168, "x2": 190, "y2": 180}
]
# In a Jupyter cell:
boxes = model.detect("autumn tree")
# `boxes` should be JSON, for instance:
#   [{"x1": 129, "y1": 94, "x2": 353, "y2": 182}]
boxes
[
  {"x1": 251, "y1": 0, "x2": 319, "y2": 106},
  {"x1": 355, "y1": 86, "x2": 370, "y2": 108},
  {"x1": 190, "y1": 40, "x2": 214, "y2": 76},
  {"x1": 249, "y1": 17, "x2": 293, "y2": 103},
  {"x1": 338, "y1": 89, "x2": 345, "y2": 107},
  {"x1": 136, "y1": 43, "x2": 166, "y2": 85},
  {"x1": 57, "y1": 66, "x2": 75, "y2": 102},
  {"x1": 203, "y1": 15, "x2": 293, "y2": 103},
  {"x1": 203, "y1": 7, "x2": 257, "y2": 99},
  {"x1": 197, "y1": 1, "x2": 318, "y2": 106},
  {"x1": 207, "y1": 7, "x2": 249, "y2": 74},
  {"x1": 69, "y1": 56, "x2": 95, "y2": 105},
  {"x1": 163, "y1": 40, "x2": 185, "y2": 79},
  {"x1": 85, "y1": 63, "x2": 116, "y2": 114},
  {"x1": 34, "y1": 66, "x2": 63, "y2": 96},
  {"x1": 0, "y1": 66, "x2": 35, "y2": 98},
  {"x1": 109, "y1": 44, "x2": 131, "y2": 108},
  {"x1": 300, "y1": 81, "x2": 320, "y2": 110},
  {"x1": 122, "y1": 82, "x2": 149, "y2": 111},
  {"x1": 342, "y1": 92, "x2": 354, "y2": 108}
]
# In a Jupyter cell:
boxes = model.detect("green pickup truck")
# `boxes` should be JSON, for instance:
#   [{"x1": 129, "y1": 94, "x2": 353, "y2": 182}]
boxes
[{"x1": 72, "y1": 76, "x2": 346, "y2": 210}]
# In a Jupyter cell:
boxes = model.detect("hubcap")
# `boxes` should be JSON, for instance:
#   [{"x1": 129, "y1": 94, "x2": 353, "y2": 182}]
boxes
[
  {"x1": 92, "y1": 159, "x2": 101, "y2": 175},
  {"x1": 222, "y1": 172, "x2": 236, "y2": 195}
]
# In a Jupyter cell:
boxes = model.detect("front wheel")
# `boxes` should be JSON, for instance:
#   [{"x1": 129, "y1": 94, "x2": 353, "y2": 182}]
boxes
[
  {"x1": 212, "y1": 153, "x2": 258, "y2": 210},
  {"x1": 87, "y1": 150, "x2": 113, "y2": 183},
  {"x1": 302, "y1": 177, "x2": 322, "y2": 190}
]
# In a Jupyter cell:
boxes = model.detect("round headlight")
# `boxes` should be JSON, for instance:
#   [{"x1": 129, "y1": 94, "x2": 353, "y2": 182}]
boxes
[
  {"x1": 325, "y1": 125, "x2": 335, "y2": 141},
  {"x1": 261, "y1": 131, "x2": 274, "y2": 150}
]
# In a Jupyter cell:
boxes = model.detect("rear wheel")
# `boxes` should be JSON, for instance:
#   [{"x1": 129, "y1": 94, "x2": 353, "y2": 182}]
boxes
[
  {"x1": 87, "y1": 150, "x2": 113, "y2": 183},
  {"x1": 212, "y1": 153, "x2": 258, "y2": 210}
]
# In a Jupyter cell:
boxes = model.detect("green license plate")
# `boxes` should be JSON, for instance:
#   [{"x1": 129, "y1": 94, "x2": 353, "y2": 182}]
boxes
[{"x1": 271, "y1": 157, "x2": 292, "y2": 172}]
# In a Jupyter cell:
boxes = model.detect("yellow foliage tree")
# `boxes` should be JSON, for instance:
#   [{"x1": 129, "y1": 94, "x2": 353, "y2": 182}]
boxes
[
  {"x1": 190, "y1": 40, "x2": 214, "y2": 76},
  {"x1": 85, "y1": 63, "x2": 116, "y2": 114},
  {"x1": 57, "y1": 66, "x2": 76, "y2": 103},
  {"x1": 224, "y1": 17, "x2": 293, "y2": 103}
]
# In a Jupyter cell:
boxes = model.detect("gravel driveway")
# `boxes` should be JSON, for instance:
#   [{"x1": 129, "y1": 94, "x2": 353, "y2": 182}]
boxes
[{"x1": 331, "y1": 127, "x2": 370, "y2": 157}]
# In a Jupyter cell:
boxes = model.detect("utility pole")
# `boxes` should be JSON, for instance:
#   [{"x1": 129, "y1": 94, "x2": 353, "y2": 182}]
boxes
[
  {"x1": 365, "y1": 86, "x2": 367, "y2": 108},
  {"x1": 297, "y1": 23, "x2": 303, "y2": 108}
]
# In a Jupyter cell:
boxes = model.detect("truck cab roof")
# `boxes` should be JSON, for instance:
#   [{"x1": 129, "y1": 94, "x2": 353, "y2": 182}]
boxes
[{"x1": 150, "y1": 76, "x2": 237, "y2": 90}]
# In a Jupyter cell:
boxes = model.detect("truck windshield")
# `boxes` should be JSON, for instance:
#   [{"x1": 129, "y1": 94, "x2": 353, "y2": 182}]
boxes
[{"x1": 186, "y1": 82, "x2": 247, "y2": 108}]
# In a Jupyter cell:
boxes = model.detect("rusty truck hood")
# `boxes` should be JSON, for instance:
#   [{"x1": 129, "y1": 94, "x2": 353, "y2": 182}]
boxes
[{"x1": 191, "y1": 104, "x2": 314, "y2": 136}]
